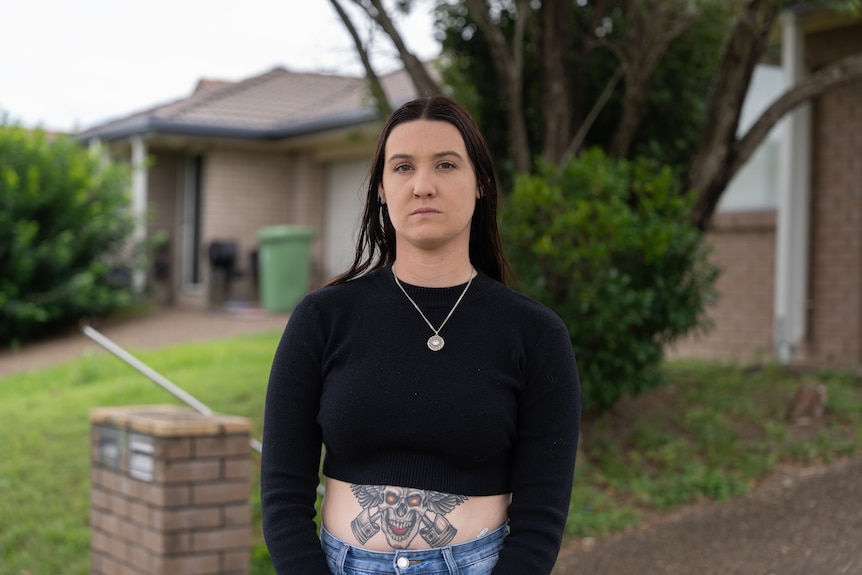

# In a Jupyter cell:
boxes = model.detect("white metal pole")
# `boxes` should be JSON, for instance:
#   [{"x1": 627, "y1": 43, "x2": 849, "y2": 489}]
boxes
[
  {"x1": 774, "y1": 11, "x2": 811, "y2": 363},
  {"x1": 82, "y1": 325, "x2": 213, "y2": 415},
  {"x1": 81, "y1": 325, "x2": 265, "y2": 455},
  {"x1": 130, "y1": 136, "x2": 148, "y2": 295}
]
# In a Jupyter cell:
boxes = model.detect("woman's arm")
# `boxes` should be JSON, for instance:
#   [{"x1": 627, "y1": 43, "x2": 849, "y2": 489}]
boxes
[
  {"x1": 493, "y1": 319, "x2": 582, "y2": 575},
  {"x1": 260, "y1": 298, "x2": 332, "y2": 575}
]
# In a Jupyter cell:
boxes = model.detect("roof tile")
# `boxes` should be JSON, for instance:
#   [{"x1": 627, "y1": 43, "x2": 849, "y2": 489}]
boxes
[{"x1": 78, "y1": 65, "x2": 428, "y2": 141}]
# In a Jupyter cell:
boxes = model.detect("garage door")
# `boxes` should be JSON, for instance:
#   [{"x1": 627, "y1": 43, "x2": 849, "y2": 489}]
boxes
[{"x1": 323, "y1": 158, "x2": 370, "y2": 281}]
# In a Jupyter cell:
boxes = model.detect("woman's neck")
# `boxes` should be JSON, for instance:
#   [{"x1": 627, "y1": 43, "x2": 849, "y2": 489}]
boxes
[{"x1": 391, "y1": 253, "x2": 474, "y2": 288}]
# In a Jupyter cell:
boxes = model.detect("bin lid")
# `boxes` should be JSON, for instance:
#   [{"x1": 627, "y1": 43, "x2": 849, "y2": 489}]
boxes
[{"x1": 257, "y1": 225, "x2": 317, "y2": 242}]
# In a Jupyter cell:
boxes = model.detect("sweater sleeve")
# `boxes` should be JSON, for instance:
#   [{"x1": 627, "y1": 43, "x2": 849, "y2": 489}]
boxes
[
  {"x1": 260, "y1": 297, "x2": 331, "y2": 575},
  {"x1": 493, "y1": 317, "x2": 582, "y2": 575}
]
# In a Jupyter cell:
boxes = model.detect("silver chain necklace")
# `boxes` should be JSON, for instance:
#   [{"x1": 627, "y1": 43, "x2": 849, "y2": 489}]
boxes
[{"x1": 392, "y1": 267, "x2": 475, "y2": 352}]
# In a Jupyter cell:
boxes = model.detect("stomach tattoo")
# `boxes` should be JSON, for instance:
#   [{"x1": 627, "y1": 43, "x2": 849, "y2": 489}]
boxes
[{"x1": 350, "y1": 484, "x2": 468, "y2": 549}]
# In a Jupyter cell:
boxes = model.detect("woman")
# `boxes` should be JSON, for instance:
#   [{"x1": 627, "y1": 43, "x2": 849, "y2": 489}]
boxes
[{"x1": 261, "y1": 96, "x2": 581, "y2": 575}]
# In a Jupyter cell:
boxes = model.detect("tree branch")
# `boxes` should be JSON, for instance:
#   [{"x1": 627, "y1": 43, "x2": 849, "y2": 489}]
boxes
[
  {"x1": 348, "y1": 0, "x2": 443, "y2": 97},
  {"x1": 541, "y1": 0, "x2": 572, "y2": 163},
  {"x1": 729, "y1": 50, "x2": 862, "y2": 180},
  {"x1": 687, "y1": 0, "x2": 783, "y2": 231},
  {"x1": 565, "y1": 62, "x2": 626, "y2": 161},
  {"x1": 330, "y1": 0, "x2": 391, "y2": 117}
]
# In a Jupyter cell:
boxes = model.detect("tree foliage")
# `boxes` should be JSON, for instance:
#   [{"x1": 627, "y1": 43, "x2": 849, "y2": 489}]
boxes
[
  {"x1": 330, "y1": 0, "x2": 859, "y2": 411},
  {"x1": 0, "y1": 122, "x2": 136, "y2": 346},
  {"x1": 503, "y1": 149, "x2": 719, "y2": 414},
  {"x1": 434, "y1": 0, "x2": 731, "y2": 191},
  {"x1": 334, "y1": 0, "x2": 862, "y2": 228}
]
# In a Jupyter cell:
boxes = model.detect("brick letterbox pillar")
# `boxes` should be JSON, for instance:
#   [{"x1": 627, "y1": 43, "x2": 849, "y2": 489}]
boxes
[{"x1": 89, "y1": 405, "x2": 252, "y2": 575}]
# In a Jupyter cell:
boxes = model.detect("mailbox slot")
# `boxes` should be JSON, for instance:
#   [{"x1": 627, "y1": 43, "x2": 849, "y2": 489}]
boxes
[
  {"x1": 98, "y1": 427, "x2": 122, "y2": 469},
  {"x1": 128, "y1": 433, "x2": 154, "y2": 482}
]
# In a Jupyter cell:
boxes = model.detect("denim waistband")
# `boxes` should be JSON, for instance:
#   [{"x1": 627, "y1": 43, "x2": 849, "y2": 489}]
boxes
[{"x1": 321, "y1": 522, "x2": 507, "y2": 573}]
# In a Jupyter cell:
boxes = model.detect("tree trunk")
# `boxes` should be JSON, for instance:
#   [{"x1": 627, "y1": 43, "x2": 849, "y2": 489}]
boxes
[
  {"x1": 687, "y1": 0, "x2": 782, "y2": 231},
  {"x1": 540, "y1": 0, "x2": 571, "y2": 164},
  {"x1": 729, "y1": 50, "x2": 862, "y2": 183},
  {"x1": 465, "y1": 0, "x2": 532, "y2": 173}
]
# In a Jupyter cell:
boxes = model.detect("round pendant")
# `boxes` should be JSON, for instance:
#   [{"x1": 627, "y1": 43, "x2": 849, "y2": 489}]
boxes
[{"x1": 427, "y1": 335, "x2": 445, "y2": 351}]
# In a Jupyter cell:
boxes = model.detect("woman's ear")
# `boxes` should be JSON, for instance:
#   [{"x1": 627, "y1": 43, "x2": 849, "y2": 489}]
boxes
[{"x1": 378, "y1": 183, "x2": 386, "y2": 204}]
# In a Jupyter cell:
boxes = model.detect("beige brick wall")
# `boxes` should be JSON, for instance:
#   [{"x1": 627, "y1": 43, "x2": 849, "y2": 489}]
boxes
[
  {"x1": 805, "y1": 22, "x2": 862, "y2": 69},
  {"x1": 198, "y1": 148, "x2": 325, "y2": 303},
  {"x1": 668, "y1": 211, "x2": 777, "y2": 363},
  {"x1": 292, "y1": 152, "x2": 326, "y2": 282},
  {"x1": 90, "y1": 406, "x2": 252, "y2": 575},
  {"x1": 145, "y1": 147, "x2": 326, "y2": 308},
  {"x1": 792, "y1": 26, "x2": 862, "y2": 367},
  {"x1": 200, "y1": 148, "x2": 289, "y2": 303}
]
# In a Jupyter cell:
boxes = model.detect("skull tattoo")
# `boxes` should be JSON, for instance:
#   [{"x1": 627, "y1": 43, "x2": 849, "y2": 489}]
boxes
[{"x1": 350, "y1": 484, "x2": 467, "y2": 549}]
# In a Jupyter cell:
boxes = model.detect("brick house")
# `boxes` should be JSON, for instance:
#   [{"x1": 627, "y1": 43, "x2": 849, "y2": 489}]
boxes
[
  {"x1": 670, "y1": 8, "x2": 862, "y2": 369},
  {"x1": 78, "y1": 66, "x2": 420, "y2": 309},
  {"x1": 79, "y1": 8, "x2": 861, "y2": 369}
]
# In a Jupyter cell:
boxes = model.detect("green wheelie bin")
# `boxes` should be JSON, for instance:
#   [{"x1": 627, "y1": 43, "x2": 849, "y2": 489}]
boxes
[{"x1": 256, "y1": 225, "x2": 316, "y2": 312}]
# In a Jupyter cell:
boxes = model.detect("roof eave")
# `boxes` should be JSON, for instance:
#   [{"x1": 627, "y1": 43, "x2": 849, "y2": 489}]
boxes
[{"x1": 77, "y1": 107, "x2": 382, "y2": 145}]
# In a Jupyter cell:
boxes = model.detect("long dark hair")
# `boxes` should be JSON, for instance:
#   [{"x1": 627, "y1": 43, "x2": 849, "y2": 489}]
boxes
[{"x1": 328, "y1": 95, "x2": 509, "y2": 286}]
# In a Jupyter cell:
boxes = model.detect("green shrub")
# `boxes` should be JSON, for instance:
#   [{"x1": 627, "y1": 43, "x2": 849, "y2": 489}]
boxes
[
  {"x1": 502, "y1": 148, "x2": 719, "y2": 415},
  {"x1": 0, "y1": 121, "x2": 136, "y2": 346}
]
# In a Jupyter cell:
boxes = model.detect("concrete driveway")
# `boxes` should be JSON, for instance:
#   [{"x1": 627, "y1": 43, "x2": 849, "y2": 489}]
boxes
[
  {"x1": 552, "y1": 456, "x2": 862, "y2": 574},
  {"x1": 0, "y1": 307, "x2": 291, "y2": 377}
]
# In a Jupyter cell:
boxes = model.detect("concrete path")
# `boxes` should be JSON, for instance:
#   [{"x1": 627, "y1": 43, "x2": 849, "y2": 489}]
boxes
[
  {"x1": 0, "y1": 307, "x2": 291, "y2": 377},
  {"x1": 553, "y1": 456, "x2": 862, "y2": 575}
]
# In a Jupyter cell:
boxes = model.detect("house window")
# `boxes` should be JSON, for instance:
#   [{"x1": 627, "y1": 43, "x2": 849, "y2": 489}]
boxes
[
  {"x1": 718, "y1": 64, "x2": 784, "y2": 213},
  {"x1": 720, "y1": 138, "x2": 781, "y2": 211}
]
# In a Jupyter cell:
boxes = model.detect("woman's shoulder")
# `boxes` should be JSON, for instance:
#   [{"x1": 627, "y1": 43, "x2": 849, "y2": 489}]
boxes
[
  {"x1": 296, "y1": 268, "x2": 387, "y2": 308},
  {"x1": 483, "y1": 278, "x2": 567, "y2": 330},
  {"x1": 282, "y1": 272, "x2": 383, "y2": 336}
]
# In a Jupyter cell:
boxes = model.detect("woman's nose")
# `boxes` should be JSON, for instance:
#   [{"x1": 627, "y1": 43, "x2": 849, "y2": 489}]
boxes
[{"x1": 412, "y1": 169, "x2": 436, "y2": 197}]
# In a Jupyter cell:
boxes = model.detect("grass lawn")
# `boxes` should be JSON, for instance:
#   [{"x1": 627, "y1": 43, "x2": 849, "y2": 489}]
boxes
[
  {"x1": 1, "y1": 332, "x2": 860, "y2": 574},
  {"x1": 0, "y1": 332, "x2": 280, "y2": 574}
]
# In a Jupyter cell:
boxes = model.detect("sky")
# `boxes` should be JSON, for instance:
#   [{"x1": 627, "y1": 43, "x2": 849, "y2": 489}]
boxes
[{"x1": 0, "y1": 0, "x2": 441, "y2": 133}]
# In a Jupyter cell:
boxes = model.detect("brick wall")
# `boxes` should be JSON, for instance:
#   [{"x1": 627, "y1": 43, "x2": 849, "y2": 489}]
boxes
[
  {"x1": 793, "y1": 23, "x2": 862, "y2": 367},
  {"x1": 668, "y1": 210, "x2": 777, "y2": 363},
  {"x1": 199, "y1": 148, "x2": 325, "y2": 303},
  {"x1": 291, "y1": 152, "x2": 326, "y2": 284},
  {"x1": 90, "y1": 405, "x2": 252, "y2": 575}
]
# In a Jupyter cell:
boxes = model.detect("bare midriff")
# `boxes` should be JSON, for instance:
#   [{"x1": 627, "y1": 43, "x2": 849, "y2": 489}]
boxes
[{"x1": 321, "y1": 477, "x2": 510, "y2": 551}]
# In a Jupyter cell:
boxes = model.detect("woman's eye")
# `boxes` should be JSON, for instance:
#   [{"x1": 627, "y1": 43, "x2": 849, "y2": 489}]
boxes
[
  {"x1": 438, "y1": 161, "x2": 456, "y2": 170},
  {"x1": 394, "y1": 164, "x2": 412, "y2": 173}
]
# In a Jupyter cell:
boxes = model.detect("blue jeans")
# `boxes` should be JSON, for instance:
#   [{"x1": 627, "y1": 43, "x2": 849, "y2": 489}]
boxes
[{"x1": 321, "y1": 524, "x2": 507, "y2": 575}]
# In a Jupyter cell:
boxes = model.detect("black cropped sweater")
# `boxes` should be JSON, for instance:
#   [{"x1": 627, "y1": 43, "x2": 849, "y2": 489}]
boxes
[{"x1": 260, "y1": 266, "x2": 581, "y2": 574}]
